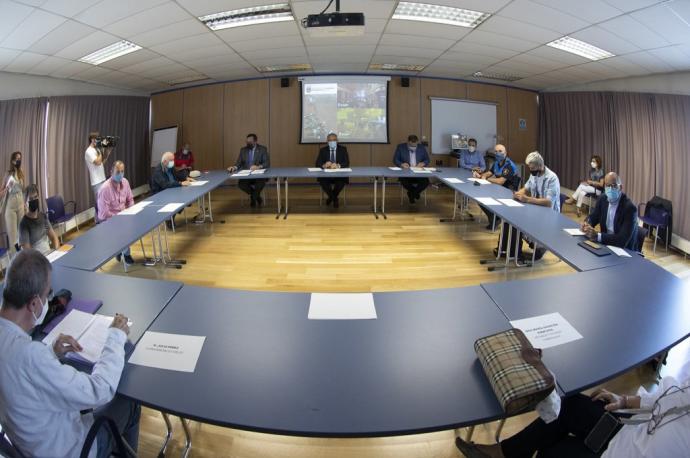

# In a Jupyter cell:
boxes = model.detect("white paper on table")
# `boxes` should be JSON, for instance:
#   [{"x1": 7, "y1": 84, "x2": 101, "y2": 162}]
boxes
[
  {"x1": 42, "y1": 310, "x2": 94, "y2": 346},
  {"x1": 388, "y1": 167, "x2": 402, "y2": 171},
  {"x1": 468, "y1": 178, "x2": 491, "y2": 185},
  {"x1": 46, "y1": 250, "x2": 69, "y2": 263},
  {"x1": 157, "y1": 203, "x2": 184, "y2": 213},
  {"x1": 563, "y1": 228, "x2": 585, "y2": 236},
  {"x1": 128, "y1": 331, "x2": 206, "y2": 373},
  {"x1": 476, "y1": 197, "x2": 502, "y2": 206},
  {"x1": 308, "y1": 168, "x2": 322, "y2": 172},
  {"x1": 411, "y1": 169, "x2": 432, "y2": 174},
  {"x1": 608, "y1": 245, "x2": 632, "y2": 257},
  {"x1": 118, "y1": 201, "x2": 153, "y2": 216},
  {"x1": 231, "y1": 171, "x2": 251, "y2": 177},
  {"x1": 510, "y1": 312, "x2": 583, "y2": 349},
  {"x1": 308, "y1": 293, "x2": 377, "y2": 320},
  {"x1": 250, "y1": 169, "x2": 266, "y2": 175},
  {"x1": 324, "y1": 168, "x2": 353, "y2": 172},
  {"x1": 188, "y1": 180, "x2": 208, "y2": 186},
  {"x1": 445, "y1": 178, "x2": 464, "y2": 184},
  {"x1": 498, "y1": 198, "x2": 524, "y2": 207},
  {"x1": 423, "y1": 167, "x2": 437, "y2": 172}
]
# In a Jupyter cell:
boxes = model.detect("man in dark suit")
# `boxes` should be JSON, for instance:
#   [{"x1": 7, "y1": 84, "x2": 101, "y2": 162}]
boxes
[
  {"x1": 316, "y1": 132, "x2": 349, "y2": 208},
  {"x1": 227, "y1": 133, "x2": 270, "y2": 207},
  {"x1": 151, "y1": 152, "x2": 192, "y2": 228},
  {"x1": 581, "y1": 172, "x2": 638, "y2": 250},
  {"x1": 393, "y1": 134, "x2": 431, "y2": 203}
]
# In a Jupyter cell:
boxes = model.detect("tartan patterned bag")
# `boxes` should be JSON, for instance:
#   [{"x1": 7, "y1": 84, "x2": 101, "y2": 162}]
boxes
[{"x1": 474, "y1": 328, "x2": 555, "y2": 415}]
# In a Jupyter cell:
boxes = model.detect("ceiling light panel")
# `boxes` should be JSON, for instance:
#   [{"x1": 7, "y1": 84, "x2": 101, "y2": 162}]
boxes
[
  {"x1": 547, "y1": 36, "x2": 615, "y2": 61},
  {"x1": 79, "y1": 40, "x2": 141, "y2": 65},
  {"x1": 392, "y1": 2, "x2": 491, "y2": 28},
  {"x1": 199, "y1": 4, "x2": 294, "y2": 31}
]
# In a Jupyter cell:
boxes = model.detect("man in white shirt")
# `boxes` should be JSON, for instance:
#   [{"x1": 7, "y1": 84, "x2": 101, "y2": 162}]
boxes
[
  {"x1": 84, "y1": 132, "x2": 111, "y2": 221},
  {"x1": 0, "y1": 249, "x2": 140, "y2": 458}
]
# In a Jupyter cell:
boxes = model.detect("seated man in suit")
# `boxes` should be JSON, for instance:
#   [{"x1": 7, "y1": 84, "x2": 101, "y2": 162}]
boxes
[
  {"x1": 581, "y1": 172, "x2": 638, "y2": 250},
  {"x1": 227, "y1": 133, "x2": 270, "y2": 207},
  {"x1": 316, "y1": 132, "x2": 349, "y2": 208},
  {"x1": 393, "y1": 134, "x2": 430, "y2": 203},
  {"x1": 151, "y1": 152, "x2": 192, "y2": 227}
]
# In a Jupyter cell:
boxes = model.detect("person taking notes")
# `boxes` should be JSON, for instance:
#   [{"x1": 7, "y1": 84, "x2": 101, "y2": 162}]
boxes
[
  {"x1": 227, "y1": 133, "x2": 270, "y2": 207},
  {"x1": 316, "y1": 132, "x2": 350, "y2": 208},
  {"x1": 393, "y1": 134, "x2": 430, "y2": 203}
]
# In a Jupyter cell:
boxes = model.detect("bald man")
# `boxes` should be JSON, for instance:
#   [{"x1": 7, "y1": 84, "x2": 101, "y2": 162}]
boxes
[
  {"x1": 476, "y1": 144, "x2": 520, "y2": 230},
  {"x1": 582, "y1": 172, "x2": 638, "y2": 250}
]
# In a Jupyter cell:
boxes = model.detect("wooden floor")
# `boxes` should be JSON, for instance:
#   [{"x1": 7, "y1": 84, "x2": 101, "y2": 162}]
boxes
[{"x1": 67, "y1": 184, "x2": 690, "y2": 457}]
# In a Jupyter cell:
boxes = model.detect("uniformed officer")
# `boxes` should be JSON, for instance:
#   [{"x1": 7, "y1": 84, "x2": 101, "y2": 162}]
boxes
[{"x1": 475, "y1": 144, "x2": 519, "y2": 229}]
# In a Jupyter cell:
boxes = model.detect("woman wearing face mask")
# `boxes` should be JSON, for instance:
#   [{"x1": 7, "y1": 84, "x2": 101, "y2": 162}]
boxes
[
  {"x1": 174, "y1": 143, "x2": 195, "y2": 180},
  {"x1": 565, "y1": 155, "x2": 604, "y2": 217},
  {"x1": 0, "y1": 151, "x2": 26, "y2": 251},
  {"x1": 18, "y1": 184, "x2": 60, "y2": 255}
]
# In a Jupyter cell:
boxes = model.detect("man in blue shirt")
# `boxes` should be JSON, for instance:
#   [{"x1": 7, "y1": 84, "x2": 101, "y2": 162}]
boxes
[
  {"x1": 476, "y1": 144, "x2": 519, "y2": 230},
  {"x1": 459, "y1": 138, "x2": 486, "y2": 171},
  {"x1": 393, "y1": 134, "x2": 431, "y2": 203}
]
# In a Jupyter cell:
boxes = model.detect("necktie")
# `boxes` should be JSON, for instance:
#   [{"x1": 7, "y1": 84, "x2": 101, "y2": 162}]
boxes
[
  {"x1": 330, "y1": 149, "x2": 335, "y2": 163},
  {"x1": 248, "y1": 148, "x2": 254, "y2": 166}
]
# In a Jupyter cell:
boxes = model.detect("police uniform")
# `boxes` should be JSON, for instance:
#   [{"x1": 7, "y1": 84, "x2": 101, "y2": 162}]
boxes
[{"x1": 481, "y1": 157, "x2": 520, "y2": 228}]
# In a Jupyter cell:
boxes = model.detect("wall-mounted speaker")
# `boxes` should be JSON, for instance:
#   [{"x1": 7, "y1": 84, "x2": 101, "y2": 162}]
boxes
[
  {"x1": 401, "y1": 77, "x2": 410, "y2": 87},
  {"x1": 280, "y1": 77, "x2": 290, "y2": 88}
]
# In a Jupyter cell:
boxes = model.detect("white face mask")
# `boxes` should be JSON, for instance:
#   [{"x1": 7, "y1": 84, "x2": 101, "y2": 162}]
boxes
[
  {"x1": 468, "y1": 146, "x2": 476, "y2": 153},
  {"x1": 328, "y1": 140, "x2": 337, "y2": 150},
  {"x1": 32, "y1": 297, "x2": 48, "y2": 326},
  {"x1": 183, "y1": 149, "x2": 189, "y2": 155},
  {"x1": 591, "y1": 161, "x2": 597, "y2": 169}
]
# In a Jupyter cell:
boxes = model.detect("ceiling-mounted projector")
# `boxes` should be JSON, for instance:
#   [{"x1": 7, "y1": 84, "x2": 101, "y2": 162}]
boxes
[{"x1": 301, "y1": 0, "x2": 365, "y2": 37}]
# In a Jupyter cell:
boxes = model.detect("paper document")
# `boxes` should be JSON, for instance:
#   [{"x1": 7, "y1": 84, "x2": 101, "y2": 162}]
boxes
[
  {"x1": 468, "y1": 178, "x2": 491, "y2": 185},
  {"x1": 388, "y1": 167, "x2": 402, "y2": 171},
  {"x1": 128, "y1": 331, "x2": 206, "y2": 373},
  {"x1": 189, "y1": 180, "x2": 208, "y2": 186},
  {"x1": 411, "y1": 167, "x2": 432, "y2": 174},
  {"x1": 42, "y1": 310, "x2": 133, "y2": 363},
  {"x1": 608, "y1": 245, "x2": 632, "y2": 257},
  {"x1": 308, "y1": 293, "x2": 377, "y2": 320},
  {"x1": 308, "y1": 168, "x2": 322, "y2": 172},
  {"x1": 324, "y1": 168, "x2": 352, "y2": 172},
  {"x1": 157, "y1": 203, "x2": 183, "y2": 213},
  {"x1": 231, "y1": 171, "x2": 251, "y2": 177},
  {"x1": 250, "y1": 169, "x2": 266, "y2": 175},
  {"x1": 563, "y1": 228, "x2": 585, "y2": 236},
  {"x1": 476, "y1": 197, "x2": 502, "y2": 206},
  {"x1": 498, "y1": 198, "x2": 524, "y2": 207},
  {"x1": 423, "y1": 167, "x2": 437, "y2": 172},
  {"x1": 118, "y1": 201, "x2": 153, "y2": 216},
  {"x1": 445, "y1": 178, "x2": 464, "y2": 184},
  {"x1": 45, "y1": 244, "x2": 73, "y2": 263},
  {"x1": 510, "y1": 312, "x2": 583, "y2": 349}
]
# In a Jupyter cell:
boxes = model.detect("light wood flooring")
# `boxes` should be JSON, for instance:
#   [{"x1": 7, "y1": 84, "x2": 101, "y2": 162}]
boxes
[{"x1": 65, "y1": 183, "x2": 690, "y2": 457}]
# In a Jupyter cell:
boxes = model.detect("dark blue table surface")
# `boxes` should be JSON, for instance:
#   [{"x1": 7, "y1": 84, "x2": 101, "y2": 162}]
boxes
[
  {"x1": 481, "y1": 259, "x2": 690, "y2": 395},
  {"x1": 118, "y1": 285, "x2": 511, "y2": 436}
]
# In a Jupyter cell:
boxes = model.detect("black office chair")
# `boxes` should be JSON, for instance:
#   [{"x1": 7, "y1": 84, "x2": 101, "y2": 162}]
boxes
[
  {"x1": 0, "y1": 428, "x2": 24, "y2": 458},
  {"x1": 80, "y1": 415, "x2": 137, "y2": 458}
]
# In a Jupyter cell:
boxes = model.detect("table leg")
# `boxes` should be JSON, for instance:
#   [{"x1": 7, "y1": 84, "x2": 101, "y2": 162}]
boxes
[
  {"x1": 440, "y1": 190, "x2": 458, "y2": 223},
  {"x1": 283, "y1": 178, "x2": 289, "y2": 219},
  {"x1": 381, "y1": 177, "x2": 387, "y2": 219},
  {"x1": 275, "y1": 178, "x2": 282, "y2": 219},
  {"x1": 180, "y1": 417, "x2": 192, "y2": 458},
  {"x1": 207, "y1": 191, "x2": 213, "y2": 223},
  {"x1": 373, "y1": 177, "x2": 379, "y2": 219},
  {"x1": 158, "y1": 412, "x2": 173, "y2": 458}
]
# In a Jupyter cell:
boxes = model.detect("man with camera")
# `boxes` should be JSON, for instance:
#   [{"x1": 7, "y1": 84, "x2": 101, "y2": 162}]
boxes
[{"x1": 84, "y1": 132, "x2": 113, "y2": 220}]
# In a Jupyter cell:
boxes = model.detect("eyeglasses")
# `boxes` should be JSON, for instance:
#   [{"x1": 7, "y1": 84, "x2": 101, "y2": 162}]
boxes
[
  {"x1": 646, "y1": 385, "x2": 690, "y2": 435},
  {"x1": 605, "y1": 184, "x2": 620, "y2": 190}
]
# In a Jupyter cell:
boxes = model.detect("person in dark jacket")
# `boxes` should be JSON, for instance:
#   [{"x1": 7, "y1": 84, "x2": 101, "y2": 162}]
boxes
[
  {"x1": 393, "y1": 134, "x2": 431, "y2": 203},
  {"x1": 581, "y1": 172, "x2": 638, "y2": 250},
  {"x1": 151, "y1": 152, "x2": 192, "y2": 194},
  {"x1": 227, "y1": 134, "x2": 270, "y2": 207},
  {"x1": 315, "y1": 132, "x2": 349, "y2": 208}
]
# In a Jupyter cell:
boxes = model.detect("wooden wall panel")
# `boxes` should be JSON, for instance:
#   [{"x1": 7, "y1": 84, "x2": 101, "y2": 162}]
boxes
[
  {"x1": 507, "y1": 88, "x2": 539, "y2": 164},
  {"x1": 268, "y1": 77, "x2": 315, "y2": 168},
  {"x1": 182, "y1": 85, "x2": 223, "y2": 170},
  {"x1": 223, "y1": 79, "x2": 269, "y2": 167},
  {"x1": 151, "y1": 90, "x2": 183, "y2": 142}
]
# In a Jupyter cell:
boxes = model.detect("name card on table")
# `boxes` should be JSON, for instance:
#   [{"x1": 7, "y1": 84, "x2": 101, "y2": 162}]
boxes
[
  {"x1": 510, "y1": 312, "x2": 583, "y2": 349},
  {"x1": 128, "y1": 331, "x2": 206, "y2": 373},
  {"x1": 308, "y1": 293, "x2": 377, "y2": 320}
]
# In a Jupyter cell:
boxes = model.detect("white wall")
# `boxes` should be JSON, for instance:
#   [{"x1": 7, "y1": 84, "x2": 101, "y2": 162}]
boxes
[
  {"x1": 0, "y1": 72, "x2": 147, "y2": 100},
  {"x1": 549, "y1": 71, "x2": 690, "y2": 96}
]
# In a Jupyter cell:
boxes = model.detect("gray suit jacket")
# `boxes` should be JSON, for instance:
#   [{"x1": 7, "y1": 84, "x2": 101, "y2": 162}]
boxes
[{"x1": 235, "y1": 144, "x2": 270, "y2": 169}]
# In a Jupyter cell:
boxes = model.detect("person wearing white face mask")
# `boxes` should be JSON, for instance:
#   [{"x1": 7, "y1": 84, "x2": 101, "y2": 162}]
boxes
[
  {"x1": 151, "y1": 152, "x2": 192, "y2": 228},
  {"x1": 0, "y1": 249, "x2": 139, "y2": 458},
  {"x1": 460, "y1": 138, "x2": 486, "y2": 171},
  {"x1": 393, "y1": 134, "x2": 431, "y2": 203},
  {"x1": 316, "y1": 132, "x2": 350, "y2": 208},
  {"x1": 581, "y1": 172, "x2": 639, "y2": 250},
  {"x1": 565, "y1": 155, "x2": 605, "y2": 217}
]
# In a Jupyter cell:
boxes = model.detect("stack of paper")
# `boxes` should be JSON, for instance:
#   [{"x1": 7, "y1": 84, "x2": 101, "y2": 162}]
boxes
[
  {"x1": 189, "y1": 180, "x2": 208, "y2": 187},
  {"x1": 46, "y1": 244, "x2": 73, "y2": 263},
  {"x1": 468, "y1": 178, "x2": 491, "y2": 185},
  {"x1": 250, "y1": 169, "x2": 266, "y2": 175},
  {"x1": 411, "y1": 168, "x2": 432, "y2": 174},
  {"x1": 476, "y1": 197, "x2": 501, "y2": 206},
  {"x1": 445, "y1": 178, "x2": 464, "y2": 184},
  {"x1": 423, "y1": 167, "x2": 437, "y2": 172},
  {"x1": 118, "y1": 200, "x2": 153, "y2": 216},
  {"x1": 498, "y1": 198, "x2": 524, "y2": 207},
  {"x1": 157, "y1": 203, "x2": 184, "y2": 213},
  {"x1": 563, "y1": 228, "x2": 585, "y2": 236},
  {"x1": 231, "y1": 170, "x2": 251, "y2": 177}
]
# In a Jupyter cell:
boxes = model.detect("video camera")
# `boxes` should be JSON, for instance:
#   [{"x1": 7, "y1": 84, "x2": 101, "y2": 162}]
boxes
[{"x1": 95, "y1": 135, "x2": 119, "y2": 149}]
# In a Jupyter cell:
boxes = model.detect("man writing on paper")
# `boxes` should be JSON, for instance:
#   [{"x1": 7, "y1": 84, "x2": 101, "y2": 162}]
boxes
[
  {"x1": 98, "y1": 161, "x2": 136, "y2": 266},
  {"x1": 151, "y1": 152, "x2": 192, "y2": 228},
  {"x1": 393, "y1": 134, "x2": 430, "y2": 203},
  {"x1": 0, "y1": 249, "x2": 140, "y2": 458},
  {"x1": 460, "y1": 138, "x2": 486, "y2": 172},
  {"x1": 316, "y1": 132, "x2": 350, "y2": 208},
  {"x1": 19, "y1": 184, "x2": 60, "y2": 255},
  {"x1": 475, "y1": 144, "x2": 519, "y2": 230},
  {"x1": 581, "y1": 172, "x2": 638, "y2": 250},
  {"x1": 227, "y1": 133, "x2": 270, "y2": 208}
]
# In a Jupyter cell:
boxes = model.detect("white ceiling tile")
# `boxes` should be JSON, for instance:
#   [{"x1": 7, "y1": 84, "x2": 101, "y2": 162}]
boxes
[
  {"x1": 602, "y1": 0, "x2": 666, "y2": 13},
  {"x1": 129, "y1": 20, "x2": 209, "y2": 47},
  {"x1": 103, "y1": 2, "x2": 190, "y2": 38},
  {"x1": 246, "y1": 56, "x2": 312, "y2": 66},
  {"x1": 309, "y1": 44, "x2": 376, "y2": 56},
  {"x1": 313, "y1": 63, "x2": 368, "y2": 72},
  {"x1": 372, "y1": 54, "x2": 435, "y2": 65},
  {"x1": 478, "y1": 16, "x2": 562, "y2": 42},
  {"x1": 230, "y1": 35, "x2": 304, "y2": 52},
  {"x1": 75, "y1": 0, "x2": 169, "y2": 28},
  {"x1": 49, "y1": 60, "x2": 92, "y2": 78},
  {"x1": 571, "y1": 26, "x2": 641, "y2": 55},
  {"x1": 375, "y1": 45, "x2": 444, "y2": 59},
  {"x1": 647, "y1": 45, "x2": 690, "y2": 70},
  {"x1": 0, "y1": 0, "x2": 34, "y2": 43},
  {"x1": 598, "y1": 15, "x2": 669, "y2": 49},
  {"x1": 497, "y1": 0, "x2": 591, "y2": 34},
  {"x1": 28, "y1": 20, "x2": 96, "y2": 55},
  {"x1": 482, "y1": 63, "x2": 541, "y2": 77},
  {"x1": 118, "y1": 56, "x2": 177, "y2": 73},
  {"x1": 310, "y1": 54, "x2": 372, "y2": 64},
  {"x1": 531, "y1": 0, "x2": 623, "y2": 23},
  {"x1": 242, "y1": 47, "x2": 308, "y2": 60},
  {"x1": 13, "y1": 0, "x2": 47, "y2": 6},
  {"x1": 99, "y1": 49, "x2": 160, "y2": 70},
  {"x1": 171, "y1": 45, "x2": 243, "y2": 61},
  {"x1": 40, "y1": 0, "x2": 102, "y2": 17},
  {"x1": 378, "y1": 34, "x2": 456, "y2": 50},
  {"x1": 150, "y1": 33, "x2": 222, "y2": 54},
  {"x1": 303, "y1": 33, "x2": 381, "y2": 47},
  {"x1": 437, "y1": 51, "x2": 504, "y2": 66},
  {"x1": 179, "y1": 54, "x2": 247, "y2": 68},
  {"x1": 631, "y1": 3, "x2": 690, "y2": 45},
  {"x1": 0, "y1": 48, "x2": 22, "y2": 69},
  {"x1": 575, "y1": 61, "x2": 628, "y2": 78},
  {"x1": 623, "y1": 50, "x2": 677, "y2": 72},
  {"x1": 449, "y1": 41, "x2": 519, "y2": 59},
  {"x1": 215, "y1": 21, "x2": 301, "y2": 43},
  {"x1": 54, "y1": 30, "x2": 121, "y2": 59},
  {"x1": 2, "y1": 51, "x2": 46, "y2": 73},
  {"x1": 0, "y1": 9, "x2": 66, "y2": 50},
  {"x1": 461, "y1": 30, "x2": 541, "y2": 52},
  {"x1": 500, "y1": 54, "x2": 568, "y2": 72},
  {"x1": 599, "y1": 55, "x2": 652, "y2": 75},
  {"x1": 385, "y1": 19, "x2": 472, "y2": 40},
  {"x1": 25, "y1": 55, "x2": 71, "y2": 75}
]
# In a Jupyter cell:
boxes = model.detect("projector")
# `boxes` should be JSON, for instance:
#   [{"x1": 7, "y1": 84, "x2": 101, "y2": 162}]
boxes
[{"x1": 301, "y1": 12, "x2": 365, "y2": 37}]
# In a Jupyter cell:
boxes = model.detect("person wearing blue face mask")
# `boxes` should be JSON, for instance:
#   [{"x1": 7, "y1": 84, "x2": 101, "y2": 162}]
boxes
[
  {"x1": 316, "y1": 132, "x2": 350, "y2": 208},
  {"x1": 0, "y1": 249, "x2": 139, "y2": 458},
  {"x1": 476, "y1": 144, "x2": 520, "y2": 230},
  {"x1": 98, "y1": 161, "x2": 136, "y2": 265},
  {"x1": 151, "y1": 152, "x2": 193, "y2": 228},
  {"x1": 581, "y1": 172, "x2": 639, "y2": 250}
]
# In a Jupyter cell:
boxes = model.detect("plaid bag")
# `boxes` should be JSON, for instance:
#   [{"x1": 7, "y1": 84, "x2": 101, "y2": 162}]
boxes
[{"x1": 474, "y1": 328, "x2": 555, "y2": 415}]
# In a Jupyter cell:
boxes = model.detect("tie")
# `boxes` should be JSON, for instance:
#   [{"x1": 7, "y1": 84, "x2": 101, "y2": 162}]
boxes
[
  {"x1": 248, "y1": 148, "x2": 254, "y2": 166},
  {"x1": 330, "y1": 149, "x2": 335, "y2": 163}
]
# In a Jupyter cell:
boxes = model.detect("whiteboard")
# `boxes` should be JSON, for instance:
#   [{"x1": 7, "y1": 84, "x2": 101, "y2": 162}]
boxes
[
  {"x1": 151, "y1": 126, "x2": 178, "y2": 167},
  {"x1": 430, "y1": 98, "x2": 497, "y2": 155}
]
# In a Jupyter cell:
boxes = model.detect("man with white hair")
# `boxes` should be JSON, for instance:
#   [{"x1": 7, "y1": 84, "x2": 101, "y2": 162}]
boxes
[{"x1": 151, "y1": 151, "x2": 191, "y2": 194}]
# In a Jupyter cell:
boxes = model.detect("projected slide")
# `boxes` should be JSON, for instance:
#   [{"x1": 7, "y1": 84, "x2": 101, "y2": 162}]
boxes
[{"x1": 301, "y1": 76, "x2": 389, "y2": 143}]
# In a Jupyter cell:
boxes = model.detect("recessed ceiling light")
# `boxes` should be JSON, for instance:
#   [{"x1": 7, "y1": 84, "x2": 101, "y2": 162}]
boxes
[
  {"x1": 199, "y1": 3, "x2": 294, "y2": 31},
  {"x1": 473, "y1": 71, "x2": 522, "y2": 82},
  {"x1": 79, "y1": 40, "x2": 142, "y2": 65},
  {"x1": 256, "y1": 64, "x2": 312, "y2": 73},
  {"x1": 168, "y1": 75, "x2": 210, "y2": 86},
  {"x1": 547, "y1": 36, "x2": 614, "y2": 61},
  {"x1": 369, "y1": 63, "x2": 425, "y2": 72},
  {"x1": 392, "y1": 2, "x2": 490, "y2": 28}
]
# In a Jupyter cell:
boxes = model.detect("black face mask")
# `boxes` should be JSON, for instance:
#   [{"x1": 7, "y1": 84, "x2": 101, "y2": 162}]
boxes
[
  {"x1": 14, "y1": 160, "x2": 21, "y2": 168},
  {"x1": 530, "y1": 169, "x2": 541, "y2": 176},
  {"x1": 246, "y1": 143, "x2": 255, "y2": 149},
  {"x1": 28, "y1": 199, "x2": 39, "y2": 212}
]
